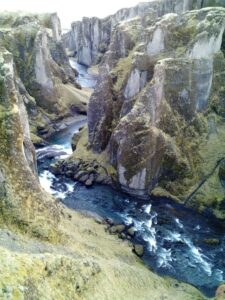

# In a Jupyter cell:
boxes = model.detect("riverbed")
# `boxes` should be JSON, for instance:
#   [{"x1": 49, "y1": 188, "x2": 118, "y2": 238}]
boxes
[{"x1": 36, "y1": 60, "x2": 225, "y2": 298}]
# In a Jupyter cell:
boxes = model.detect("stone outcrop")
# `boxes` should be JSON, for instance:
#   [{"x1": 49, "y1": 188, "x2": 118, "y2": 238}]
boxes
[
  {"x1": 0, "y1": 12, "x2": 90, "y2": 141},
  {"x1": 69, "y1": 5, "x2": 225, "y2": 220},
  {"x1": 63, "y1": 0, "x2": 225, "y2": 67}
]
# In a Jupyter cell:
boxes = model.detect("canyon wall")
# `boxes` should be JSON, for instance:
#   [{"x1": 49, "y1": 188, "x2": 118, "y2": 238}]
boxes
[
  {"x1": 67, "y1": 5, "x2": 225, "y2": 220},
  {"x1": 63, "y1": 0, "x2": 196, "y2": 66},
  {"x1": 0, "y1": 47, "x2": 60, "y2": 238},
  {"x1": 63, "y1": 0, "x2": 225, "y2": 67}
]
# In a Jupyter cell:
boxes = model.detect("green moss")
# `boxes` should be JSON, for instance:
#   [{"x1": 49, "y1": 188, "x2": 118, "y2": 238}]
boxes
[
  {"x1": 41, "y1": 15, "x2": 52, "y2": 29},
  {"x1": 112, "y1": 50, "x2": 134, "y2": 92},
  {"x1": 0, "y1": 27, "x2": 37, "y2": 89},
  {"x1": 13, "y1": 30, "x2": 36, "y2": 86},
  {"x1": 166, "y1": 24, "x2": 196, "y2": 51},
  {"x1": 203, "y1": 0, "x2": 225, "y2": 7},
  {"x1": 192, "y1": 114, "x2": 208, "y2": 135},
  {"x1": 0, "y1": 14, "x2": 15, "y2": 27}
]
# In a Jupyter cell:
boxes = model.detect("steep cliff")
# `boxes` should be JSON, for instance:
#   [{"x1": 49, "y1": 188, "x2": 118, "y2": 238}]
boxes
[
  {"x1": 63, "y1": 0, "x2": 225, "y2": 67},
  {"x1": 64, "y1": 0, "x2": 193, "y2": 66},
  {"x1": 65, "y1": 5, "x2": 225, "y2": 220},
  {"x1": 0, "y1": 34, "x2": 206, "y2": 300},
  {"x1": 0, "y1": 12, "x2": 90, "y2": 142},
  {"x1": 0, "y1": 47, "x2": 59, "y2": 238}
]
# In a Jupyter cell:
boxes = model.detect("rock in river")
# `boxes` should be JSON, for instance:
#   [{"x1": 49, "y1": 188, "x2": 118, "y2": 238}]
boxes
[{"x1": 133, "y1": 244, "x2": 144, "y2": 257}]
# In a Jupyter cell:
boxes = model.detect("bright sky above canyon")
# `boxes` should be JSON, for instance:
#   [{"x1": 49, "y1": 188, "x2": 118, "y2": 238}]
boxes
[{"x1": 0, "y1": 0, "x2": 146, "y2": 29}]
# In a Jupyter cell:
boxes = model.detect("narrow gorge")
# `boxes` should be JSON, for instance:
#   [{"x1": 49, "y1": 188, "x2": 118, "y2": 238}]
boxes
[{"x1": 0, "y1": 1, "x2": 225, "y2": 299}]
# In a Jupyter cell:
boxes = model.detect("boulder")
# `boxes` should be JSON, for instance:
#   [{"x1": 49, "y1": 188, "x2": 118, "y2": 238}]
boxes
[
  {"x1": 127, "y1": 227, "x2": 136, "y2": 237},
  {"x1": 106, "y1": 218, "x2": 114, "y2": 226},
  {"x1": 85, "y1": 174, "x2": 95, "y2": 187},
  {"x1": 216, "y1": 284, "x2": 225, "y2": 300},
  {"x1": 71, "y1": 131, "x2": 83, "y2": 151},
  {"x1": 109, "y1": 225, "x2": 126, "y2": 234},
  {"x1": 118, "y1": 233, "x2": 127, "y2": 240},
  {"x1": 133, "y1": 244, "x2": 144, "y2": 257}
]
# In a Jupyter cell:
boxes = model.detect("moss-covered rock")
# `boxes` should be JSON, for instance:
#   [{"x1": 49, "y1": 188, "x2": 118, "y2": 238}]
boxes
[{"x1": 0, "y1": 47, "x2": 60, "y2": 240}]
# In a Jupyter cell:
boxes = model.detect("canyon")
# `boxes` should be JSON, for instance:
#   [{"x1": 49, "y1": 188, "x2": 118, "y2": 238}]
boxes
[{"x1": 0, "y1": 1, "x2": 225, "y2": 299}]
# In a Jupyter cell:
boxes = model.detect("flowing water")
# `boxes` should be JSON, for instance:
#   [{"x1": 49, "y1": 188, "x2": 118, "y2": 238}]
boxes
[
  {"x1": 69, "y1": 58, "x2": 97, "y2": 88},
  {"x1": 36, "y1": 61, "x2": 225, "y2": 298}
]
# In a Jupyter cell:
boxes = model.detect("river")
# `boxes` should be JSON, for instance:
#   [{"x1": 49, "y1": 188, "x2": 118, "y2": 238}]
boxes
[{"x1": 36, "y1": 59, "x2": 225, "y2": 298}]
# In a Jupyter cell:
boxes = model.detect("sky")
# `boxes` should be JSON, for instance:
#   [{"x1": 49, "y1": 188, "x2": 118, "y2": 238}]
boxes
[{"x1": 0, "y1": 0, "x2": 147, "y2": 29}]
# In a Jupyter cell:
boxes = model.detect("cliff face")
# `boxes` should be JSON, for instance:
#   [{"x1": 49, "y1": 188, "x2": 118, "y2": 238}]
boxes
[
  {"x1": 0, "y1": 47, "x2": 60, "y2": 238},
  {"x1": 66, "y1": 5, "x2": 225, "y2": 220},
  {"x1": 0, "y1": 12, "x2": 89, "y2": 141},
  {"x1": 63, "y1": 0, "x2": 225, "y2": 67}
]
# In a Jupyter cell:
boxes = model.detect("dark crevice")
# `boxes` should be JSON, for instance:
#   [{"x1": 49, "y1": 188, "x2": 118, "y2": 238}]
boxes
[{"x1": 221, "y1": 30, "x2": 225, "y2": 57}]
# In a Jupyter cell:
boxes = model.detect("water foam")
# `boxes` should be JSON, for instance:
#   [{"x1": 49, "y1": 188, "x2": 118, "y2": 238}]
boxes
[
  {"x1": 39, "y1": 170, "x2": 74, "y2": 200},
  {"x1": 157, "y1": 248, "x2": 174, "y2": 269},
  {"x1": 184, "y1": 237, "x2": 213, "y2": 276}
]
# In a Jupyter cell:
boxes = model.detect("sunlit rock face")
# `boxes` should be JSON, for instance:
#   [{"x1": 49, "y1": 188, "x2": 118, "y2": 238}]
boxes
[
  {"x1": 124, "y1": 68, "x2": 147, "y2": 99},
  {"x1": 63, "y1": 0, "x2": 201, "y2": 67},
  {"x1": 85, "y1": 6, "x2": 225, "y2": 218}
]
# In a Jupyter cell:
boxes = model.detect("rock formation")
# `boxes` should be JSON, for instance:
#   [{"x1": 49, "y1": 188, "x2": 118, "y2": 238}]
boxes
[
  {"x1": 0, "y1": 47, "x2": 60, "y2": 238},
  {"x1": 0, "y1": 12, "x2": 90, "y2": 143},
  {"x1": 63, "y1": 0, "x2": 225, "y2": 67},
  {"x1": 64, "y1": 0, "x2": 195, "y2": 66},
  {"x1": 66, "y1": 4, "x2": 225, "y2": 220}
]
